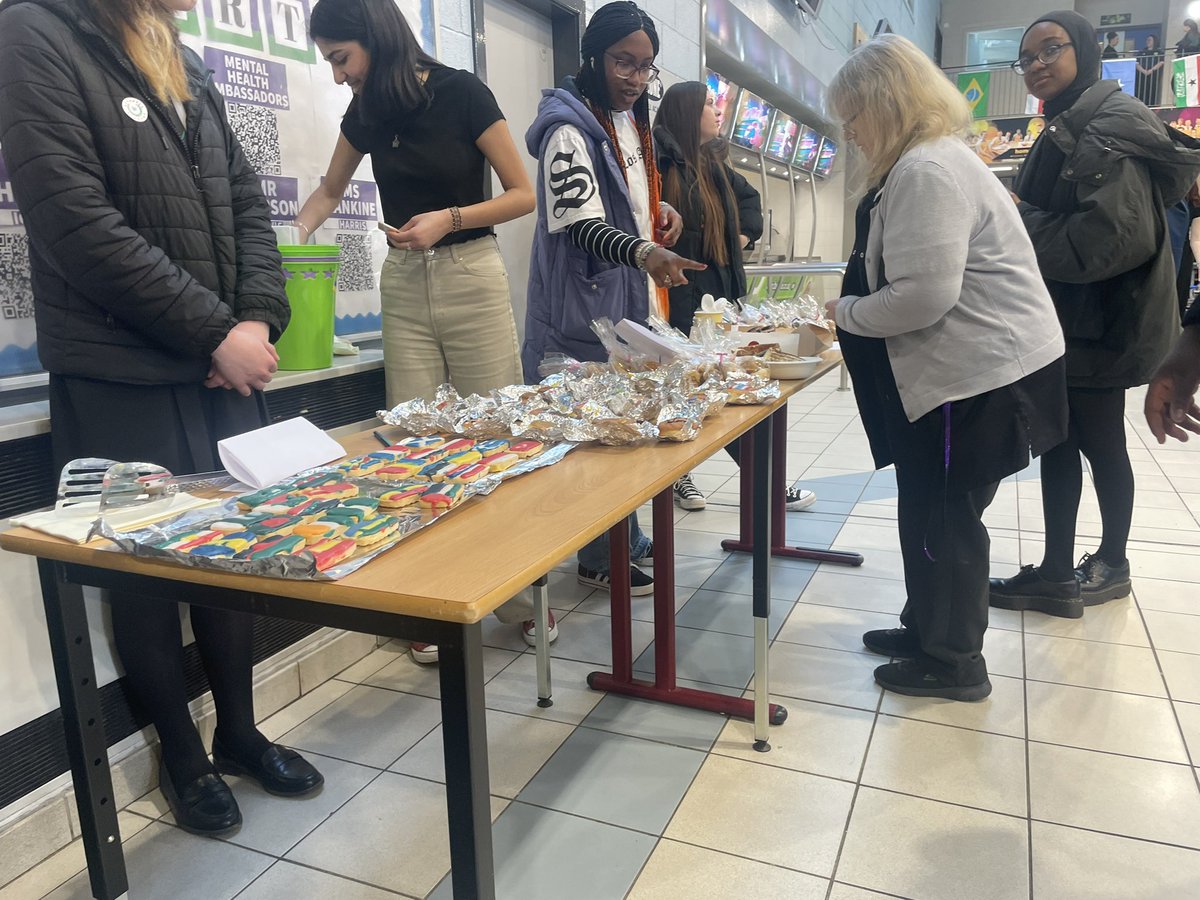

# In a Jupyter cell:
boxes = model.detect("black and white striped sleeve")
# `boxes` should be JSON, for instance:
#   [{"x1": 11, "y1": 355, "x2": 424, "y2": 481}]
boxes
[{"x1": 566, "y1": 218, "x2": 649, "y2": 268}]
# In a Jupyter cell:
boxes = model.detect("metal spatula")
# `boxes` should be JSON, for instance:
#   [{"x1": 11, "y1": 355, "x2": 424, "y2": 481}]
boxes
[
  {"x1": 55, "y1": 459, "x2": 176, "y2": 511},
  {"x1": 56, "y1": 458, "x2": 119, "y2": 509}
]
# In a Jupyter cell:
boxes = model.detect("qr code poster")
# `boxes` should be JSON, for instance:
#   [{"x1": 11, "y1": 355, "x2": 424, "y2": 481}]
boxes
[{"x1": 0, "y1": 0, "x2": 440, "y2": 377}]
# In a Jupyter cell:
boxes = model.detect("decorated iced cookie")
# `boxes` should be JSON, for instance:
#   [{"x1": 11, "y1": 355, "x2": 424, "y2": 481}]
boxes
[
  {"x1": 407, "y1": 445, "x2": 451, "y2": 463},
  {"x1": 376, "y1": 461, "x2": 424, "y2": 481},
  {"x1": 293, "y1": 520, "x2": 346, "y2": 544},
  {"x1": 344, "y1": 516, "x2": 400, "y2": 546},
  {"x1": 480, "y1": 452, "x2": 519, "y2": 473},
  {"x1": 318, "y1": 505, "x2": 368, "y2": 525},
  {"x1": 214, "y1": 530, "x2": 258, "y2": 552},
  {"x1": 420, "y1": 460, "x2": 458, "y2": 481},
  {"x1": 210, "y1": 515, "x2": 266, "y2": 533},
  {"x1": 391, "y1": 435, "x2": 445, "y2": 451},
  {"x1": 292, "y1": 471, "x2": 346, "y2": 491},
  {"x1": 510, "y1": 439, "x2": 545, "y2": 458},
  {"x1": 346, "y1": 457, "x2": 388, "y2": 478},
  {"x1": 441, "y1": 449, "x2": 482, "y2": 467},
  {"x1": 158, "y1": 530, "x2": 222, "y2": 551},
  {"x1": 446, "y1": 463, "x2": 489, "y2": 484},
  {"x1": 308, "y1": 537, "x2": 357, "y2": 570},
  {"x1": 189, "y1": 543, "x2": 238, "y2": 559},
  {"x1": 248, "y1": 515, "x2": 304, "y2": 536},
  {"x1": 475, "y1": 439, "x2": 510, "y2": 455},
  {"x1": 378, "y1": 485, "x2": 425, "y2": 509},
  {"x1": 299, "y1": 481, "x2": 358, "y2": 501},
  {"x1": 341, "y1": 497, "x2": 379, "y2": 513},
  {"x1": 420, "y1": 483, "x2": 465, "y2": 509},
  {"x1": 236, "y1": 487, "x2": 294, "y2": 511},
  {"x1": 440, "y1": 438, "x2": 475, "y2": 455},
  {"x1": 238, "y1": 533, "x2": 307, "y2": 559}
]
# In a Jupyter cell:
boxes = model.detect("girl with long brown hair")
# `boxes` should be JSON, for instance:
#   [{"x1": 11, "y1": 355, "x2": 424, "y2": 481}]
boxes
[
  {"x1": 0, "y1": 0, "x2": 322, "y2": 836},
  {"x1": 652, "y1": 81, "x2": 816, "y2": 512}
]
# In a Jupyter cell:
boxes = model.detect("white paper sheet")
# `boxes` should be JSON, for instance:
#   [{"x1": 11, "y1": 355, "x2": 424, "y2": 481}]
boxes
[{"x1": 217, "y1": 417, "x2": 346, "y2": 490}]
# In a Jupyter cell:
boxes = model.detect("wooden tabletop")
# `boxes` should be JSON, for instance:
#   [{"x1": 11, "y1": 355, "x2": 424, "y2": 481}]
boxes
[{"x1": 1, "y1": 354, "x2": 841, "y2": 624}]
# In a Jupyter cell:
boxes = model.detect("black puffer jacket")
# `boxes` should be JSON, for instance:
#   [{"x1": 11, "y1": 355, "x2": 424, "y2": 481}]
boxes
[
  {"x1": 1015, "y1": 81, "x2": 1200, "y2": 388},
  {"x1": 654, "y1": 126, "x2": 762, "y2": 333},
  {"x1": 0, "y1": 0, "x2": 288, "y2": 385}
]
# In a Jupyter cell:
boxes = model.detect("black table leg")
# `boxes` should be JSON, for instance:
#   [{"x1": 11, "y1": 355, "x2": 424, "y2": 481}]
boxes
[
  {"x1": 438, "y1": 622, "x2": 495, "y2": 900},
  {"x1": 38, "y1": 559, "x2": 128, "y2": 900}
]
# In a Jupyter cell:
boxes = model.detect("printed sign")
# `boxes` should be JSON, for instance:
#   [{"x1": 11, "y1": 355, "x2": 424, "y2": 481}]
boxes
[{"x1": 204, "y1": 47, "x2": 291, "y2": 109}]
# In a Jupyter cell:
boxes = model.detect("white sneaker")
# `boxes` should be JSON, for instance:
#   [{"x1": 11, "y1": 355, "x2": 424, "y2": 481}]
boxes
[
  {"x1": 521, "y1": 611, "x2": 559, "y2": 647},
  {"x1": 785, "y1": 487, "x2": 817, "y2": 511},
  {"x1": 673, "y1": 475, "x2": 706, "y2": 510}
]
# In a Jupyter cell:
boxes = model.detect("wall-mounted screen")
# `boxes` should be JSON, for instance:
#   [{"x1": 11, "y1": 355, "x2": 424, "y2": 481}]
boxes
[
  {"x1": 705, "y1": 70, "x2": 740, "y2": 137},
  {"x1": 815, "y1": 136, "x2": 837, "y2": 177},
  {"x1": 793, "y1": 125, "x2": 821, "y2": 171},
  {"x1": 766, "y1": 114, "x2": 799, "y2": 162},
  {"x1": 729, "y1": 89, "x2": 773, "y2": 153}
]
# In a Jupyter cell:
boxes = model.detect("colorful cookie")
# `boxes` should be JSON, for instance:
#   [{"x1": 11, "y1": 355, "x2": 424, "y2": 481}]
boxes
[
  {"x1": 344, "y1": 516, "x2": 400, "y2": 546},
  {"x1": 378, "y1": 484, "x2": 425, "y2": 509},
  {"x1": 406, "y1": 445, "x2": 451, "y2": 463},
  {"x1": 158, "y1": 530, "x2": 222, "y2": 551},
  {"x1": 391, "y1": 435, "x2": 446, "y2": 451},
  {"x1": 293, "y1": 520, "x2": 346, "y2": 544},
  {"x1": 475, "y1": 439, "x2": 510, "y2": 455},
  {"x1": 439, "y1": 438, "x2": 475, "y2": 455},
  {"x1": 446, "y1": 463, "x2": 489, "y2": 484},
  {"x1": 236, "y1": 488, "x2": 294, "y2": 511},
  {"x1": 247, "y1": 515, "x2": 304, "y2": 536},
  {"x1": 376, "y1": 462, "x2": 424, "y2": 481},
  {"x1": 215, "y1": 530, "x2": 258, "y2": 552},
  {"x1": 238, "y1": 533, "x2": 307, "y2": 559},
  {"x1": 308, "y1": 537, "x2": 357, "y2": 571},
  {"x1": 299, "y1": 481, "x2": 358, "y2": 501},
  {"x1": 341, "y1": 496, "x2": 379, "y2": 513},
  {"x1": 210, "y1": 515, "x2": 266, "y2": 533},
  {"x1": 345, "y1": 457, "x2": 388, "y2": 478},
  {"x1": 292, "y1": 471, "x2": 346, "y2": 491},
  {"x1": 441, "y1": 449, "x2": 483, "y2": 466},
  {"x1": 510, "y1": 439, "x2": 545, "y2": 458},
  {"x1": 420, "y1": 460, "x2": 458, "y2": 481},
  {"x1": 189, "y1": 543, "x2": 238, "y2": 559},
  {"x1": 318, "y1": 505, "x2": 368, "y2": 525},
  {"x1": 420, "y1": 483, "x2": 465, "y2": 509},
  {"x1": 479, "y1": 452, "x2": 519, "y2": 473}
]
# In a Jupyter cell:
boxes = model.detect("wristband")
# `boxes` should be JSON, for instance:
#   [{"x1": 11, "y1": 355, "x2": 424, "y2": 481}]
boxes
[
  {"x1": 634, "y1": 241, "x2": 655, "y2": 271},
  {"x1": 449, "y1": 206, "x2": 463, "y2": 233}
]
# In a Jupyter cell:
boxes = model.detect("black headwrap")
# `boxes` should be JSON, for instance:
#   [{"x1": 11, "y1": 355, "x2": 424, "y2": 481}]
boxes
[
  {"x1": 580, "y1": 1, "x2": 659, "y2": 65},
  {"x1": 1023, "y1": 10, "x2": 1101, "y2": 120}
]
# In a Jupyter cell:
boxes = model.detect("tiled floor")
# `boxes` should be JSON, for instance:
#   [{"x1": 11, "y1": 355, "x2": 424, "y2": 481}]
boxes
[{"x1": 7, "y1": 375, "x2": 1200, "y2": 899}]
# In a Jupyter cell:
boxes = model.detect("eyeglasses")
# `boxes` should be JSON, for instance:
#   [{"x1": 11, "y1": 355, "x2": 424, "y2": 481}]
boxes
[
  {"x1": 1012, "y1": 42, "x2": 1073, "y2": 75},
  {"x1": 842, "y1": 111, "x2": 861, "y2": 140},
  {"x1": 605, "y1": 53, "x2": 660, "y2": 83}
]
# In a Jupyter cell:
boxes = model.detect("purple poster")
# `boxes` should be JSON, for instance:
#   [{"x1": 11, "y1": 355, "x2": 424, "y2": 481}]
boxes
[
  {"x1": 258, "y1": 175, "x2": 299, "y2": 224},
  {"x1": 332, "y1": 180, "x2": 380, "y2": 228},
  {"x1": 204, "y1": 46, "x2": 290, "y2": 110}
]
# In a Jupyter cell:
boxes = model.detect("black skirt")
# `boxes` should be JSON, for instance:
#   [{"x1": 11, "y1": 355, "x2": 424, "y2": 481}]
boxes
[{"x1": 49, "y1": 375, "x2": 269, "y2": 476}]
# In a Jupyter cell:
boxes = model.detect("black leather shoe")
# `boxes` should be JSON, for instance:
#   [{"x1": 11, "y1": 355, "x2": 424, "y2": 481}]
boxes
[
  {"x1": 158, "y1": 759, "x2": 241, "y2": 837},
  {"x1": 863, "y1": 628, "x2": 921, "y2": 658},
  {"x1": 1075, "y1": 553, "x2": 1132, "y2": 606},
  {"x1": 989, "y1": 565, "x2": 1083, "y2": 618},
  {"x1": 874, "y1": 659, "x2": 992, "y2": 702},
  {"x1": 212, "y1": 735, "x2": 324, "y2": 797}
]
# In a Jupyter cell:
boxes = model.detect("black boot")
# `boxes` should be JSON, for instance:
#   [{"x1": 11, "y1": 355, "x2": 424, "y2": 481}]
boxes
[
  {"x1": 1075, "y1": 553, "x2": 1132, "y2": 606},
  {"x1": 212, "y1": 733, "x2": 324, "y2": 797},
  {"x1": 862, "y1": 628, "x2": 921, "y2": 658},
  {"x1": 873, "y1": 658, "x2": 992, "y2": 702},
  {"x1": 158, "y1": 758, "x2": 241, "y2": 837},
  {"x1": 989, "y1": 565, "x2": 1083, "y2": 618}
]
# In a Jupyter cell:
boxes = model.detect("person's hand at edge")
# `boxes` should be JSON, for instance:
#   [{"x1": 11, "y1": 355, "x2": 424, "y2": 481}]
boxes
[
  {"x1": 1144, "y1": 326, "x2": 1200, "y2": 443},
  {"x1": 209, "y1": 320, "x2": 278, "y2": 396}
]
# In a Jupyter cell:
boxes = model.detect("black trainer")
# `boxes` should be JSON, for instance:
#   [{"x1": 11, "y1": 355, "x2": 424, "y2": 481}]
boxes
[
  {"x1": 578, "y1": 563, "x2": 654, "y2": 597},
  {"x1": 862, "y1": 628, "x2": 921, "y2": 658},
  {"x1": 989, "y1": 564, "x2": 1083, "y2": 619},
  {"x1": 873, "y1": 659, "x2": 992, "y2": 702},
  {"x1": 1075, "y1": 553, "x2": 1132, "y2": 606}
]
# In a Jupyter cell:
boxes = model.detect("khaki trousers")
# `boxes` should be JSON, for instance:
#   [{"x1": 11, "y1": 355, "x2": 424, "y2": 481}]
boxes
[{"x1": 379, "y1": 235, "x2": 522, "y2": 406}]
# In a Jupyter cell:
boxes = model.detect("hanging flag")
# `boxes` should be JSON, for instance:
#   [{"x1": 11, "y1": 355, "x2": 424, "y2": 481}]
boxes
[
  {"x1": 957, "y1": 71, "x2": 990, "y2": 117},
  {"x1": 1102, "y1": 59, "x2": 1137, "y2": 95},
  {"x1": 1025, "y1": 94, "x2": 1044, "y2": 115},
  {"x1": 1175, "y1": 55, "x2": 1200, "y2": 107}
]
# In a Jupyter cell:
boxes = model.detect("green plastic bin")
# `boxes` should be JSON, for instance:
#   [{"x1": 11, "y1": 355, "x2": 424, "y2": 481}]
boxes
[{"x1": 276, "y1": 244, "x2": 340, "y2": 370}]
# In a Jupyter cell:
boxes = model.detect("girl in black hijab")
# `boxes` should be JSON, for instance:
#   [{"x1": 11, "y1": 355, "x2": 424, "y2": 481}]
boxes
[{"x1": 991, "y1": 11, "x2": 1200, "y2": 618}]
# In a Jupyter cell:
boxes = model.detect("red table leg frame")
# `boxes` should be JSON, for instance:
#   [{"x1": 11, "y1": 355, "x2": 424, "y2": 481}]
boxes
[
  {"x1": 586, "y1": 492, "x2": 788, "y2": 725},
  {"x1": 721, "y1": 407, "x2": 864, "y2": 566}
]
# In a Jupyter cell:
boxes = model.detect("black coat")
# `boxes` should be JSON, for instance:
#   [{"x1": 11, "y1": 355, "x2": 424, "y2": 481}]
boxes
[
  {"x1": 0, "y1": 0, "x2": 289, "y2": 385},
  {"x1": 654, "y1": 126, "x2": 762, "y2": 333},
  {"x1": 1015, "y1": 81, "x2": 1200, "y2": 388}
]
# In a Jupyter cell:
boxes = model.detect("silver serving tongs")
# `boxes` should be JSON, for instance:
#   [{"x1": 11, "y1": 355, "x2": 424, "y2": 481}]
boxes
[{"x1": 55, "y1": 458, "x2": 177, "y2": 512}]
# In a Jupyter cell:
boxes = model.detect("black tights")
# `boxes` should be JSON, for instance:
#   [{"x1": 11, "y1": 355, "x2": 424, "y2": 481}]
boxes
[
  {"x1": 110, "y1": 594, "x2": 269, "y2": 789},
  {"x1": 1038, "y1": 387, "x2": 1134, "y2": 581}
]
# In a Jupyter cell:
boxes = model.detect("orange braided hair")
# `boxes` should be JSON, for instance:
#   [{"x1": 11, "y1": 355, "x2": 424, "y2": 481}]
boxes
[{"x1": 588, "y1": 101, "x2": 668, "y2": 318}]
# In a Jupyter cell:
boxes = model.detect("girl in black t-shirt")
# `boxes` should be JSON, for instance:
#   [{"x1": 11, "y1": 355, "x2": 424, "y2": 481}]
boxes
[
  {"x1": 296, "y1": 0, "x2": 535, "y2": 409},
  {"x1": 297, "y1": 0, "x2": 544, "y2": 663}
]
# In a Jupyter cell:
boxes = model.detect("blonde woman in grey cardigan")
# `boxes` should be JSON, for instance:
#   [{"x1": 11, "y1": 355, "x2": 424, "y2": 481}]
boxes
[{"x1": 826, "y1": 34, "x2": 1068, "y2": 701}]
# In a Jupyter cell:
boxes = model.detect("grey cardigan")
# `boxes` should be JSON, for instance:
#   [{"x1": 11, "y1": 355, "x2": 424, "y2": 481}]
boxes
[{"x1": 835, "y1": 136, "x2": 1065, "y2": 422}]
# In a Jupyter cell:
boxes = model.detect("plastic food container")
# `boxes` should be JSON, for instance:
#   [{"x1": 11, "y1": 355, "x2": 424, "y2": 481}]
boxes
[
  {"x1": 275, "y1": 245, "x2": 341, "y2": 370},
  {"x1": 768, "y1": 357, "x2": 822, "y2": 380}
]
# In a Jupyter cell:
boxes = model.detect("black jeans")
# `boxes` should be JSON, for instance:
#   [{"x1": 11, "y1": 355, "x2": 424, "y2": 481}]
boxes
[{"x1": 885, "y1": 398, "x2": 999, "y2": 685}]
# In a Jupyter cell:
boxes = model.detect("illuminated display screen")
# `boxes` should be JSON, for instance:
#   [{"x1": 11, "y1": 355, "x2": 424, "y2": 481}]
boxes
[
  {"x1": 793, "y1": 125, "x2": 821, "y2": 171},
  {"x1": 705, "y1": 70, "x2": 739, "y2": 136},
  {"x1": 729, "y1": 90, "x2": 773, "y2": 152},
  {"x1": 766, "y1": 114, "x2": 799, "y2": 162},
  {"x1": 815, "y1": 136, "x2": 838, "y2": 177}
]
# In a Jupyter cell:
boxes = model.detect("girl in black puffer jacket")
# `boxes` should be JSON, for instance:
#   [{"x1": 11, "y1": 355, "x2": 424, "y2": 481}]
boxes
[{"x1": 0, "y1": 0, "x2": 321, "y2": 836}]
